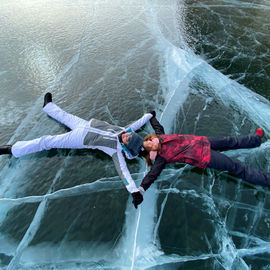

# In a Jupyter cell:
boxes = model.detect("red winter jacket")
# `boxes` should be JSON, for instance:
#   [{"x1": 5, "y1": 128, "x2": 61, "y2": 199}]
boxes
[
  {"x1": 158, "y1": 134, "x2": 211, "y2": 168},
  {"x1": 140, "y1": 117, "x2": 211, "y2": 192}
]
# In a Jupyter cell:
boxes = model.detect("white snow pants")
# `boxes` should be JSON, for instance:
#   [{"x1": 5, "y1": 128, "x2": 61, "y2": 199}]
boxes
[{"x1": 11, "y1": 103, "x2": 90, "y2": 158}]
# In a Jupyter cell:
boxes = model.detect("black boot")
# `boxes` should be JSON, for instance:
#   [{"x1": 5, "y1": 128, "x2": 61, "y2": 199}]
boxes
[
  {"x1": 0, "y1": 145, "x2": 12, "y2": 155},
  {"x1": 43, "y1": 92, "x2": 52, "y2": 107}
]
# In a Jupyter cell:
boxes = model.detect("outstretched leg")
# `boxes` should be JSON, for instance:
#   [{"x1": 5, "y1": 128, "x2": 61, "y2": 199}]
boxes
[
  {"x1": 207, "y1": 150, "x2": 270, "y2": 188},
  {"x1": 207, "y1": 131, "x2": 262, "y2": 151},
  {"x1": 43, "y1": 93, "x2": 88, "y2": 130},
  {"x1": 11, "y1": 127, "x2": 88, "y2": 158}
]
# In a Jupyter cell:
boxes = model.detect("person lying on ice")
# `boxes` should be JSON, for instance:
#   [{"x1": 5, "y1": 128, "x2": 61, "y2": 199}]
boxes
[
  {"x1": 0, "y1": 92, "x2": 155, "y2": 203},
  {"x1": 131, "y1": 114, "x2": 270, "y2": 208}
]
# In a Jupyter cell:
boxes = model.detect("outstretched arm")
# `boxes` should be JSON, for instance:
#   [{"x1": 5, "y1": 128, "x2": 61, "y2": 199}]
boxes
[
  {"x1": 112, "y1": 151, "x2": 139, "y2": 194},
  {"x1": 112, "y1": 150, "x2": 144, "y2": 208},
  {"x1": 140, "y1": 155, "x2": 166, "y2": 192},
  {"x1": 150, "y1": 116, "x2": 165, "y2": 135},
  {"x1": 125, "y1": 112, "x2": 155, "y2": 132},
  {"x1": 138, "y1": 117, "x2": 165, "y2": 194}
]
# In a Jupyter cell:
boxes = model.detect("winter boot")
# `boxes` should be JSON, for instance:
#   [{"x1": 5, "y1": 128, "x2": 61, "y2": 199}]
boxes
[
  {"x1": 0, "y1": 145, "x2": 12, "y2": 155},
  {"x1": 255, "y1": 128, "x2": 264, "y2": 138},
  {"x1": 43, "y1": 92, "x2": 52, "y2": 107}
]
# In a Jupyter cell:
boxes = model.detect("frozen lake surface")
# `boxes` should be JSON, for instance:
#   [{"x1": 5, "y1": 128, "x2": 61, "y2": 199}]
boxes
[{"x1": 0, "y1": 0, "x2": 270, "y2": 269}]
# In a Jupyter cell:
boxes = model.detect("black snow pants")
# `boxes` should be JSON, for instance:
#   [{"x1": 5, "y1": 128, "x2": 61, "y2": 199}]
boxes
[{"x1": 207, "y1": 134, "x2": 270, "y2": 187}]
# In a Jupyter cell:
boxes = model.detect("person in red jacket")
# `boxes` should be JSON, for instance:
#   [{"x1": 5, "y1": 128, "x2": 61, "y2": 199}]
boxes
[{"x1": 131, "y1": 115, "x2": 269, "y2": 208}]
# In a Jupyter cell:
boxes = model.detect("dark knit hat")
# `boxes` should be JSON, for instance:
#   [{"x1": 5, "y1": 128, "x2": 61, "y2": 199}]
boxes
[{"x1": 126, "y1": 133, "x2": 143, "y2": 156}]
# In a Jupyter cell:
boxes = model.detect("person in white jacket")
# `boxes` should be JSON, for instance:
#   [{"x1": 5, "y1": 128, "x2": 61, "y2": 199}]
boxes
[{"x1": 0, "y1": 93, "x2": 155, "y2": 208}]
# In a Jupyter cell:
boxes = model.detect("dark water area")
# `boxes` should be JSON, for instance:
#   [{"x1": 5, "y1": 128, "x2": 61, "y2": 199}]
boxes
[
  {"x1": 185, "y1": 0, "x2": 270, "y2": 99},
  {"x1": 0, "y1": 0, "x2": 270, "y2": 269}
]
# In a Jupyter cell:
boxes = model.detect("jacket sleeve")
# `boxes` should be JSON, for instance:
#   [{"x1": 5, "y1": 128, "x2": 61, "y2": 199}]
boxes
[
  {"x1": 125, "y1": 113, "x2": 153, "y2": 132},
  {"x1": 112, "y1": 150, "x2": 139, "y2": 194},
  {"x1": 150, "y1": 117, "x2": 165, "y2": 135},
  {"x1": 140, "y1": 155, "x2": 166, "y2": 191}
]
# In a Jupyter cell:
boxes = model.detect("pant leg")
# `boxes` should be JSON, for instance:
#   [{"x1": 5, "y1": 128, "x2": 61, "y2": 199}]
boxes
[
  {"x1": 43, "y1": 102, "x2": 88, "y2": 130},
  {"x1": 207, "y1": 150, "x2": 270, "y2": 188},
  {"x1": 11, "y1": 127, "x2": 88, "y2": 158},
  {"x1": 207, "y1": 135, "x2": 261, "y2": 151}
]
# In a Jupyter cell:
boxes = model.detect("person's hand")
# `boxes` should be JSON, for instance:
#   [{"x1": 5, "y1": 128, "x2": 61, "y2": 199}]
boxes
[
  {"x1": 132, "y1": 191, "x2": 143, "y2": 209},
  {"x1": 149, "y1": 111, "x2": 156, "y2": 118}
]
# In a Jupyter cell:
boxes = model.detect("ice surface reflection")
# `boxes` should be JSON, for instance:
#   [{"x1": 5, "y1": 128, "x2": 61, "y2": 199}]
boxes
[{"x1": 0, "y1": 0, "x2": 270, "y2": 269}]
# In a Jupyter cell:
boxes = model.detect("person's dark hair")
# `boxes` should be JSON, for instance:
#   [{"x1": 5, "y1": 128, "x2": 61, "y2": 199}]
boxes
[
  {"x1": 141, "y1": 134, "x2": 161, "y2": 167},
  {"x1": 145, "y1": 153, "x2": 153, "y2": 167},
  {"x1": 139, "y1": 149, "x2": 152, "y2": 167}
]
